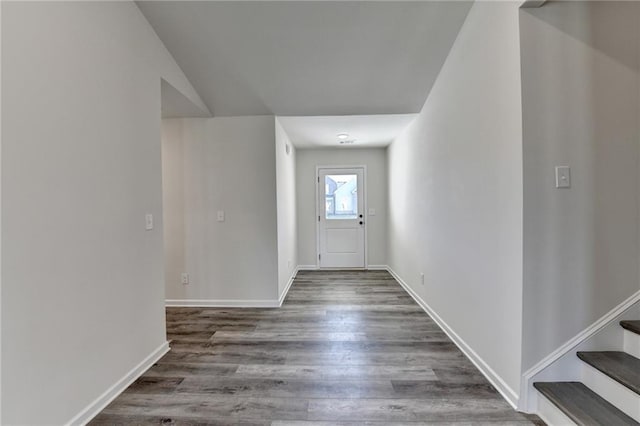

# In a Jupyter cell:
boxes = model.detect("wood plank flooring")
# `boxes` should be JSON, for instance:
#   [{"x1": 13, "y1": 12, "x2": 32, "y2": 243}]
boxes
[{"x1": 91, "y1": 270, "x2": 544, "y2": 425}]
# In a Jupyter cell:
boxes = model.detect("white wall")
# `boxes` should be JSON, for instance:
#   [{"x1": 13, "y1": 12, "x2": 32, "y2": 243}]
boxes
[
  {"x1": 296, "y1": 148, "x2": 387, "y2": 268},
  {"x1": 0, "y1": 2, "x2": 3, "y2": 420},
  {"x1": 162, "y1": 119, "x2": 186, "y2": 298},
  {"x1": 387, "y1": 1, "x2": 523, "y2": 401},
  {"x1": 520, "y1": 2, "x2": 640, "y2": 371},
  {"x1": 275, "y1": 119, "x2": 297, "y2": 297},
  {"x1": 163, "y1": 116, "x2": 279, "y2": 302},
  {"x1": 1, "y1": 2, "x2": 207, "y2": 424}
]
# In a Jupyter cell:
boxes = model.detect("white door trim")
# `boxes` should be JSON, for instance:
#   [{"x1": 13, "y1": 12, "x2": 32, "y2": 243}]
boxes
[{"x1": 315, "y1": 165, "x2": 368, "y2": 269}]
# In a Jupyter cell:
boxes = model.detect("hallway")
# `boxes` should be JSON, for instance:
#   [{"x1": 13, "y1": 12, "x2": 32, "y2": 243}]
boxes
[{"x1": 92, "y1": 271, "x2": 542, "y2": 424}]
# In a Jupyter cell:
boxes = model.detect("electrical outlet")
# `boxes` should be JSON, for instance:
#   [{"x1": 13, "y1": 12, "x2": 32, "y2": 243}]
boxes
[
  {"x1": 181, "y1": 273, "x2": 189, "y2": 285},
  {"x1": 420, "y1": 273, "x2": 425, "y2": 286}
]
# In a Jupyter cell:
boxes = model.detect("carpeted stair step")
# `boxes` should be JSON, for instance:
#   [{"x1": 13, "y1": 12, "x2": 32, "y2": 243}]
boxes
[{"x1": 534, "y1": 381, "x2": 638, "y2": 425}]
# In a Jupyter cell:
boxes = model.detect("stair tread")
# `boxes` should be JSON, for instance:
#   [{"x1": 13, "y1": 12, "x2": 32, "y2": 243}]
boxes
[
  {"x1": 621, "y1": 320, "x2": 640, "y2": 335},
  {"x1": 577, "y1": 351, "x2": 640, "y2": 395},
  {"x1": 534, "y1": 381, "x2": 638, "y2": 426}
]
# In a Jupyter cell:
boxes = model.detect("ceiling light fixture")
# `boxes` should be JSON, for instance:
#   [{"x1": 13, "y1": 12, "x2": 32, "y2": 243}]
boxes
[{"x1": 337, "y1": 133, "x2": 349, "y2": 140}]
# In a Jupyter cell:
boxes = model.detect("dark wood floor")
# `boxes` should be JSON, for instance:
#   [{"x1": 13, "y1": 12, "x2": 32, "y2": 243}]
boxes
[{"x1": 92, "y1": 270, "x2": 544, "y2": 425}]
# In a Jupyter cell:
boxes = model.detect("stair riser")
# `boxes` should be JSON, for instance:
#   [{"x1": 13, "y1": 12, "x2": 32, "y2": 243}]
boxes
[
  {"x1": 623, "y1": 329, "x2": 640, "y2": 359},
  {"x1": 581, "y1": 362, "x2": 640, "y2": 422},
  {"x1": 536, "y1": 392, "x2": 578, "y2": 426}
]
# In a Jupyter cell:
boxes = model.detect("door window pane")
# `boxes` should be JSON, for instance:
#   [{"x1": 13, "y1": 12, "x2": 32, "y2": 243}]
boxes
[{"x1": 325, "y1": 174, "x2": 357, "y2": 219}]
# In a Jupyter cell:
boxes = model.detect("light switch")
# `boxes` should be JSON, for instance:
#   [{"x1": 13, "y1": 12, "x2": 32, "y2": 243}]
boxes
[
  {"x1": 368, "y1": 208, "x2": 376, "y2": 216},
  {"x1": 555, "y1": 166, "x2": 571, "y2": 188},
  {"x1": 145, "y1": 213, "x2": 153, "y2": 230},
  {"x1": 217, "y1": 210, "x2": 225, "y2": 222}
]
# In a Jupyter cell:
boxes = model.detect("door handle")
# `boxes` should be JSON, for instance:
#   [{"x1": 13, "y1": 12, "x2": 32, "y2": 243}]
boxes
[
  {"x1": 359, "y1": 214, "x2": 363, "y2": 218},
  {"x1": 359, "y1": 221, "x2": 364, "y2": 225}
]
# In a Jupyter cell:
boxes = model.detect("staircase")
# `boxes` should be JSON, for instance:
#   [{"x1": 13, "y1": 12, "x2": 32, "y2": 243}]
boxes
[{"x1": 534, "y1": 321, "x2": 640, "y2": 425}]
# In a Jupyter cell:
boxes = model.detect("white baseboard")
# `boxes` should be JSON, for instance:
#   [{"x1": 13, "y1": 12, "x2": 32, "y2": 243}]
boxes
[
  {"x1": 520, "y1": 289, "x2": 640, "y2": 412},
  {"x1": 278, "y1": 266, "x2": 299, "y2": 306},
  {"x1": 297, "y1": 265, "x2": 319, "y2": 270},
  {"x1": 366, "y1": 264, "x2": 389, "y2": 270},
  {"x1": 166, "y1": 299, "x2": 280, "y2": 308},
  {"x1": 298, "y1": 265, "x2": 389, "y2": 271},
  {"x1": 66, "y1": 341, "x2": 170, "y2": 425},
  {"x1": 386, "y1": 266, "x2": 519, "y2": 409},
  {"x1": 167, "y1": 267, "x2": 300, "y2": 309}
]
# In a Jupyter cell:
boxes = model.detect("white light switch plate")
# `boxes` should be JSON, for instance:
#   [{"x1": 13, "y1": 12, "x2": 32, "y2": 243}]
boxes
[
  {"x1": 145, "y1": 213, "x2": 153, "y2": 230},
  {"x1": 368, "y1": 208, "x2": 376, "y2": 216},
  {"x1": 181, "y1": 272, "x2": 189, "y2": 285},
  {"x1": 217, "y1": 210, "x2": 225, "y2": 222},
  {"x1": 555, "y1": 166, "x2": 571, "y2": 188}
]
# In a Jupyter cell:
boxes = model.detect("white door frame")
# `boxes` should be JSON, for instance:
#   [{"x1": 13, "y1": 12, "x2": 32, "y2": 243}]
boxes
[{"x1": 315, "y1": 165, "x2": 368, "y2": 269}]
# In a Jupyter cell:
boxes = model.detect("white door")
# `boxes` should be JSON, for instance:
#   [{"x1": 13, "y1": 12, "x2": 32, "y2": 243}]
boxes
[{"x1": 317, "y1": 167, "x2": 365, "y2": 268}]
